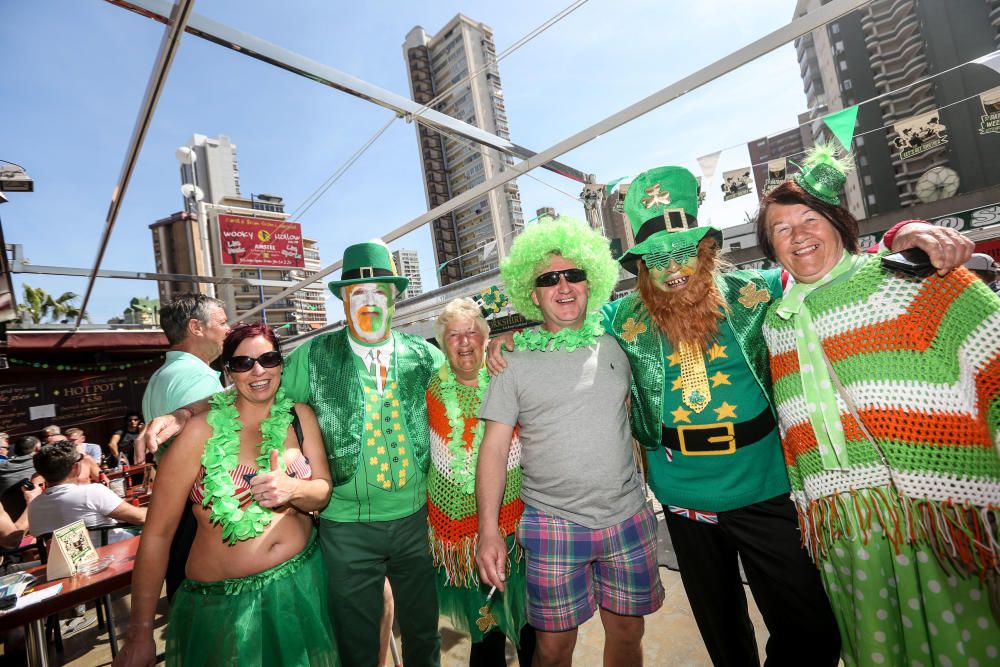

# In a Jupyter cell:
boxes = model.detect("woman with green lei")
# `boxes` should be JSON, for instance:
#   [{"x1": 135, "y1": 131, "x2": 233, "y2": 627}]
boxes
[
  {"x1": 756, "y1": 146, "x2": 1000, "y2": 666},
  {"x1": 115, "y1": 323, "x2": 338, "y2": 667},
  {"x1": 426, "y1": 298, "x2": 535, "y2": 666}
]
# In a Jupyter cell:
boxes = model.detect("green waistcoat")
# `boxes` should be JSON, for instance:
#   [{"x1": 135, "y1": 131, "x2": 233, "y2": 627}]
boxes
[
  {"x1": 604, "y1": 269, "x2": 781, "y2": 450},
  {"x1": 306, "y1": 329, "x2": 441, "y2": 486}
]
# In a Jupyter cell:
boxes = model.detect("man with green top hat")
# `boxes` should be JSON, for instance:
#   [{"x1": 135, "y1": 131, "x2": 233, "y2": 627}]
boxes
[
  {"x1": 602, "y1": 166, "x2": 841, "y2": 665},
  {"x1": 281, "y1": 239, "x2": 443, "y2": 666},
  {"x1": 139, "y1": 239, "x2": 444, "y2": 666}
]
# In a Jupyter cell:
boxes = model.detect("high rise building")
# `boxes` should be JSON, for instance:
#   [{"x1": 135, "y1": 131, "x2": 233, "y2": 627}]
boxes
[
  {"x1": 178, "y1": 134, "x2": 241, "y2": 208},
  {"x1": 153, "y1": 137, "x2": 327, "y2": 335},
  {"x1": 794, "y1": 0, "x2": 1000, "y2": 218},
  {"x1": 391, "y1": 249, "x2": 423, "y2": 300},
  {"x1": 403, "y1": 14, "x2": 525, "y2": 286}
]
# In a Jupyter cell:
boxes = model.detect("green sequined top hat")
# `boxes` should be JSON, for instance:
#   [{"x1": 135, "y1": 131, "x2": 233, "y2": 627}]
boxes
[
  {"x1": 327, "y1": 240, "x2": 409, "y2": 299},
  {"x1": 618, "y1": 165, "x2": 721, "y2": 276},
  {"x1": 791, "y1": 143, "x2": 851, "y2": 206}
]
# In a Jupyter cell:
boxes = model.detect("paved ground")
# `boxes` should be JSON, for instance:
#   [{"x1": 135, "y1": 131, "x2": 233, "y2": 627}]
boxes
[
  {"x1": 26, "y1": 564, "x2": 767, "y2": 666},
  {"x1": 9, "y1": 505, "x2": 769, "y2": 666}
]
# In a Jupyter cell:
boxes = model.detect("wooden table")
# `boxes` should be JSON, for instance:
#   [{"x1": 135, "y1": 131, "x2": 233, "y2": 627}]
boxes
[{"x1": 1, "y1": 537, "x2": 139, "y2": 667}]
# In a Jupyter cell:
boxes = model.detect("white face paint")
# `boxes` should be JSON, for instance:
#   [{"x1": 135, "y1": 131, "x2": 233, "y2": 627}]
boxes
[{"x1": 344, "y1": 283, "x2": 394, "y2": 343}]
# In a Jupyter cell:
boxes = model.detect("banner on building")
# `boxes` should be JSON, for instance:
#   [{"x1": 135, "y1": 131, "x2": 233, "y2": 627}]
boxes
[
  {"x1": 763, "y1": 158, "x2": 788, "y2": 195},
  {"x1": 978, "y1": 85, "x2": 1000, "y2": 135},
  {"x1": 217, "y1": 215, "x2": 305, "y2": 268},
  {"x1": 930, "y1": 202, "x2": 1000, "y2": 232},
  {"x1": 721, "y1": 168, "x2": 752, "y2": 201},
  {"x1": 892, "y1": 110, "x2": 948, "y2": 159}
]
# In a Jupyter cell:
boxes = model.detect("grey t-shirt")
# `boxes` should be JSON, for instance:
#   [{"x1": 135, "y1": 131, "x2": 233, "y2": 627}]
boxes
[{"x1": 479, "y1": 333, "x2": 645, "y2": 529}]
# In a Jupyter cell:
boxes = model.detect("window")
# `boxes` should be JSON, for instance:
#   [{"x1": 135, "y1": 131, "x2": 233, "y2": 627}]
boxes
[
  {"x1": 834, "y1": 41, "x2": 845, "y2": 54},
  {"x1": 859, "y1": 155, "x2": 868, "y2": 166},
  {"x1": 839, "y1": 60, "x2": 848, "y2": 71},
  {"x1": 867, "y1": 194, "x2": 877, "y2": 206},
  {"x1": 830, "y1": 23, "x2": 840, "y2": 34},
  {"x1": 842, "y1": 79, "x2": 853, "y2": 91}
]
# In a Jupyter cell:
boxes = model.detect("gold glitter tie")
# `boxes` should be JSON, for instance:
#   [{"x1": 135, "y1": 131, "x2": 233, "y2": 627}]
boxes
[{"x1": 678, "y1": 341, "x2": 710, "y2": 413}]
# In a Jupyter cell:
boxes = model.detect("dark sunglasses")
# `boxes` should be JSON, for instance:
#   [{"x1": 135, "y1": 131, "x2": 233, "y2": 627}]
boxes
[
  {"x1": 534, "y1": 268, "x2": 587, "y2": 287},
  {"x1": 227, "y1": 350, "x2": 283, "y2": 373}
]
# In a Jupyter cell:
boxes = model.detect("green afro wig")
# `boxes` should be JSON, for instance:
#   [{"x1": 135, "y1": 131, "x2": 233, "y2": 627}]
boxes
[{"x1": 500, "y1": 216, "x2": 619, "y2": 322}]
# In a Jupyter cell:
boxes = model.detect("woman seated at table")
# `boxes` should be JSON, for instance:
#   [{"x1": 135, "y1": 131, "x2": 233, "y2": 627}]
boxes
[
  {"x1": 755, "y1": 145, "x2": 1000, "y2": 666},
  {"x1": 426, "y1": 298, "x2": 535, "y2": 666},
  {"x1": 115, "y1": 322, "x2": 338, "y2": 667}
]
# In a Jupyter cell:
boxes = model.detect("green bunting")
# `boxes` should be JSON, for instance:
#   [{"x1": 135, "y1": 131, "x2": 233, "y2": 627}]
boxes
[{"x1": 822, "y1": 105, "x2": 860, "y2": 151}]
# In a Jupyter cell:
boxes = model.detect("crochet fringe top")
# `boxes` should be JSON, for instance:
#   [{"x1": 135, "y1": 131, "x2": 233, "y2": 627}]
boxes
[
  {"x1": 762, "y1": 253, "x2": 1000, "y2": 578},
  {"x1": 425, "y1": 374, "x2": 524, "y2": 588}
]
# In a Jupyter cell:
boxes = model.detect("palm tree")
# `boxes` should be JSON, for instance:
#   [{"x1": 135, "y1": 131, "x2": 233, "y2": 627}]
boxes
[
  {"x1": 18, "y1": 285, "x2": 90, "y2": 324},
  {"x1": 51, "y1": 291, "x2": 89, "y2": 323},
  {"x1": 19, "y1": 284, "x2": 55, "y2": 324}
]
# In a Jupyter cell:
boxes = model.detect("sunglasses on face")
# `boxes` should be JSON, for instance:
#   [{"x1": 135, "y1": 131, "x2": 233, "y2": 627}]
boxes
[
  {"x1": 534, "y1": 268, "x2": 587, "y2": 287},
  {"x1": 227, "y1": 350, "x2": 283, "y2": 373}
]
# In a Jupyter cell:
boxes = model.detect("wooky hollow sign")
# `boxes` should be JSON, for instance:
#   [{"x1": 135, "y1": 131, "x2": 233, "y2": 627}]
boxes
[{"x1": 217, "y1": 215, "x2": 305, "y2": 268}]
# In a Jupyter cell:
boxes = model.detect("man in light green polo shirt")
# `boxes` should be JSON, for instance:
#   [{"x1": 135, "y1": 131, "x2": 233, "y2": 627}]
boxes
[{"x1": 141, "y1": 292, "x2": 227, "y2": 601}]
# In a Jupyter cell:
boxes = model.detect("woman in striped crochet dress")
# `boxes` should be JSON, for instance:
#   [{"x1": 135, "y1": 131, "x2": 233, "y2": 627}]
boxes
[
  {"x1": 426, "y1": 298, "x2": 535, "y2": 666},
  {"x1": 755, "y1": 145, "x2": 1000, "y2": 666}
]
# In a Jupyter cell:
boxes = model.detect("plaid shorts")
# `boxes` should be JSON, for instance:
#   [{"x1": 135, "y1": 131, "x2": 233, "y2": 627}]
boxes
[{"x1": 516, "y1": 505, "x2": 664, "y2": 632}]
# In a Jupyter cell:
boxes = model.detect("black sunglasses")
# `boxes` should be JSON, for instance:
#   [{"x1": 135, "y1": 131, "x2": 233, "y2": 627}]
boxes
[
  {"x1": 227, "y1": 350, "x2": 283, "y2": 373},
  {"x1": 534, "y1": 268, "x2": 587, "y2": 287}
]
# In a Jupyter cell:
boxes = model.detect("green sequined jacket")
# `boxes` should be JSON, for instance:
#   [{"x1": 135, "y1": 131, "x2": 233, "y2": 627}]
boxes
[{"x1": 603, "y1": 269, "x2": 780, "y2": 450}]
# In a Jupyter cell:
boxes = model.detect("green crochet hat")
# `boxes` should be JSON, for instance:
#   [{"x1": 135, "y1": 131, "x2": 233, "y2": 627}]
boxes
[
  {"x1": 327, "y1": 241, "x2": 409, "y2": 299},
  {"x1": 792, "y1": 143, "x2": 851, "y2": 205},
  {"x1": 619, "y1": 166, "x2": 721, "y2": 275}
]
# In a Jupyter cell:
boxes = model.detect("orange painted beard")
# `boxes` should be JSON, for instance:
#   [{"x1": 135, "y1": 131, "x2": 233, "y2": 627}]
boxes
[{"x1": 637, "y1": 240, "x2": 728, "y2": 352}]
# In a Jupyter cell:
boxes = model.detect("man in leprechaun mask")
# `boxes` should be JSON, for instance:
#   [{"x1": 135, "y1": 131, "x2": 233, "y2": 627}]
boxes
[{"x1": 603, "y1": 167, "x2": 842, "y2": 665}]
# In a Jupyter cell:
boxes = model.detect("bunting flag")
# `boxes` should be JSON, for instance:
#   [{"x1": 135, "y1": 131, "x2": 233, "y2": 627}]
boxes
[
  {"x1": 721, "y1": 168, "x2": 753, "y2": 201},
  {"x1": 763, "y1": 158, "x2": 787, "y2": 195},
  {"x1": 605, "y1": 175, "x2": 630, "y2": 193},
  {"x1": 978, "y1": 85, "x2": 1000, "y2": 135},
  {"x1": 892, "y1": 109, "x2": 948, "y2": 160},
  {"x1": 974, "y1": 49, "x2": 1000, "y2": 75},
  {"x1": 482, "y1": 240, "x2": 497, "y2": 260},
  {"x1": 822, "y1": 104, "x2": 859, "y2": 151},
  {"x1": 697, "y1": 151, "x2": 721, "y2": 184}
]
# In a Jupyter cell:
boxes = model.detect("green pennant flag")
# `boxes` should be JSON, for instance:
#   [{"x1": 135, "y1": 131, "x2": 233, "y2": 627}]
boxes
[
  {"x1": 822, "y1": 105, "x2": 859, "y2": 151},
  {"x1": 437, "y1": 262, "x2": 448, "y2": 274}
]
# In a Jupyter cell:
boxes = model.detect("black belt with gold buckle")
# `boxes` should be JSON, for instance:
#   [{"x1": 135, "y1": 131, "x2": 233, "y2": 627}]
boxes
[{"x1": 660, "y1": 407, "x2": 775, "y2": 456}]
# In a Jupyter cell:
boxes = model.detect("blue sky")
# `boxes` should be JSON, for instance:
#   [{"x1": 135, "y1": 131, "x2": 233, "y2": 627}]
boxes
[{"x1": 1, "y1": 0, "x2": 810, "y2": 323}]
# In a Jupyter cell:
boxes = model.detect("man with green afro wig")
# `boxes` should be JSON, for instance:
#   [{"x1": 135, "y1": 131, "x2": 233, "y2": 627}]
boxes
[{"x1": 476, "y1": 215, "x2": 664, "y2": 665}]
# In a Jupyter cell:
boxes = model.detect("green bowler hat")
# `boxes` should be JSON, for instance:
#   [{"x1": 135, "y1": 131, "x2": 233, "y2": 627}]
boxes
[
  {"x1": 618, "y1": 165, "x2": 721, "y2": 276},
  {"x1": 327, "y1": 241, "x2": 409, "y2": 299}
]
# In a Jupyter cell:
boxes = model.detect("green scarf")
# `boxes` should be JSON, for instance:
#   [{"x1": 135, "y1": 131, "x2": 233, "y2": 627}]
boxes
[{"x1": 774, "y1": 251, "x2": 865, "y2": 470}]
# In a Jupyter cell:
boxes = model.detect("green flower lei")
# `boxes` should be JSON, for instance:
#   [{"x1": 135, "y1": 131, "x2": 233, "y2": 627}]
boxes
[
  {"x1": 202, "y1": 388, "x2": 294, "y2": 544},
  {"x1": 438, "y1": 363, "x2": 490, "y2": 495},
  {"x1": 513, "y1": 311, "x2": 604, "y2": 352}
]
